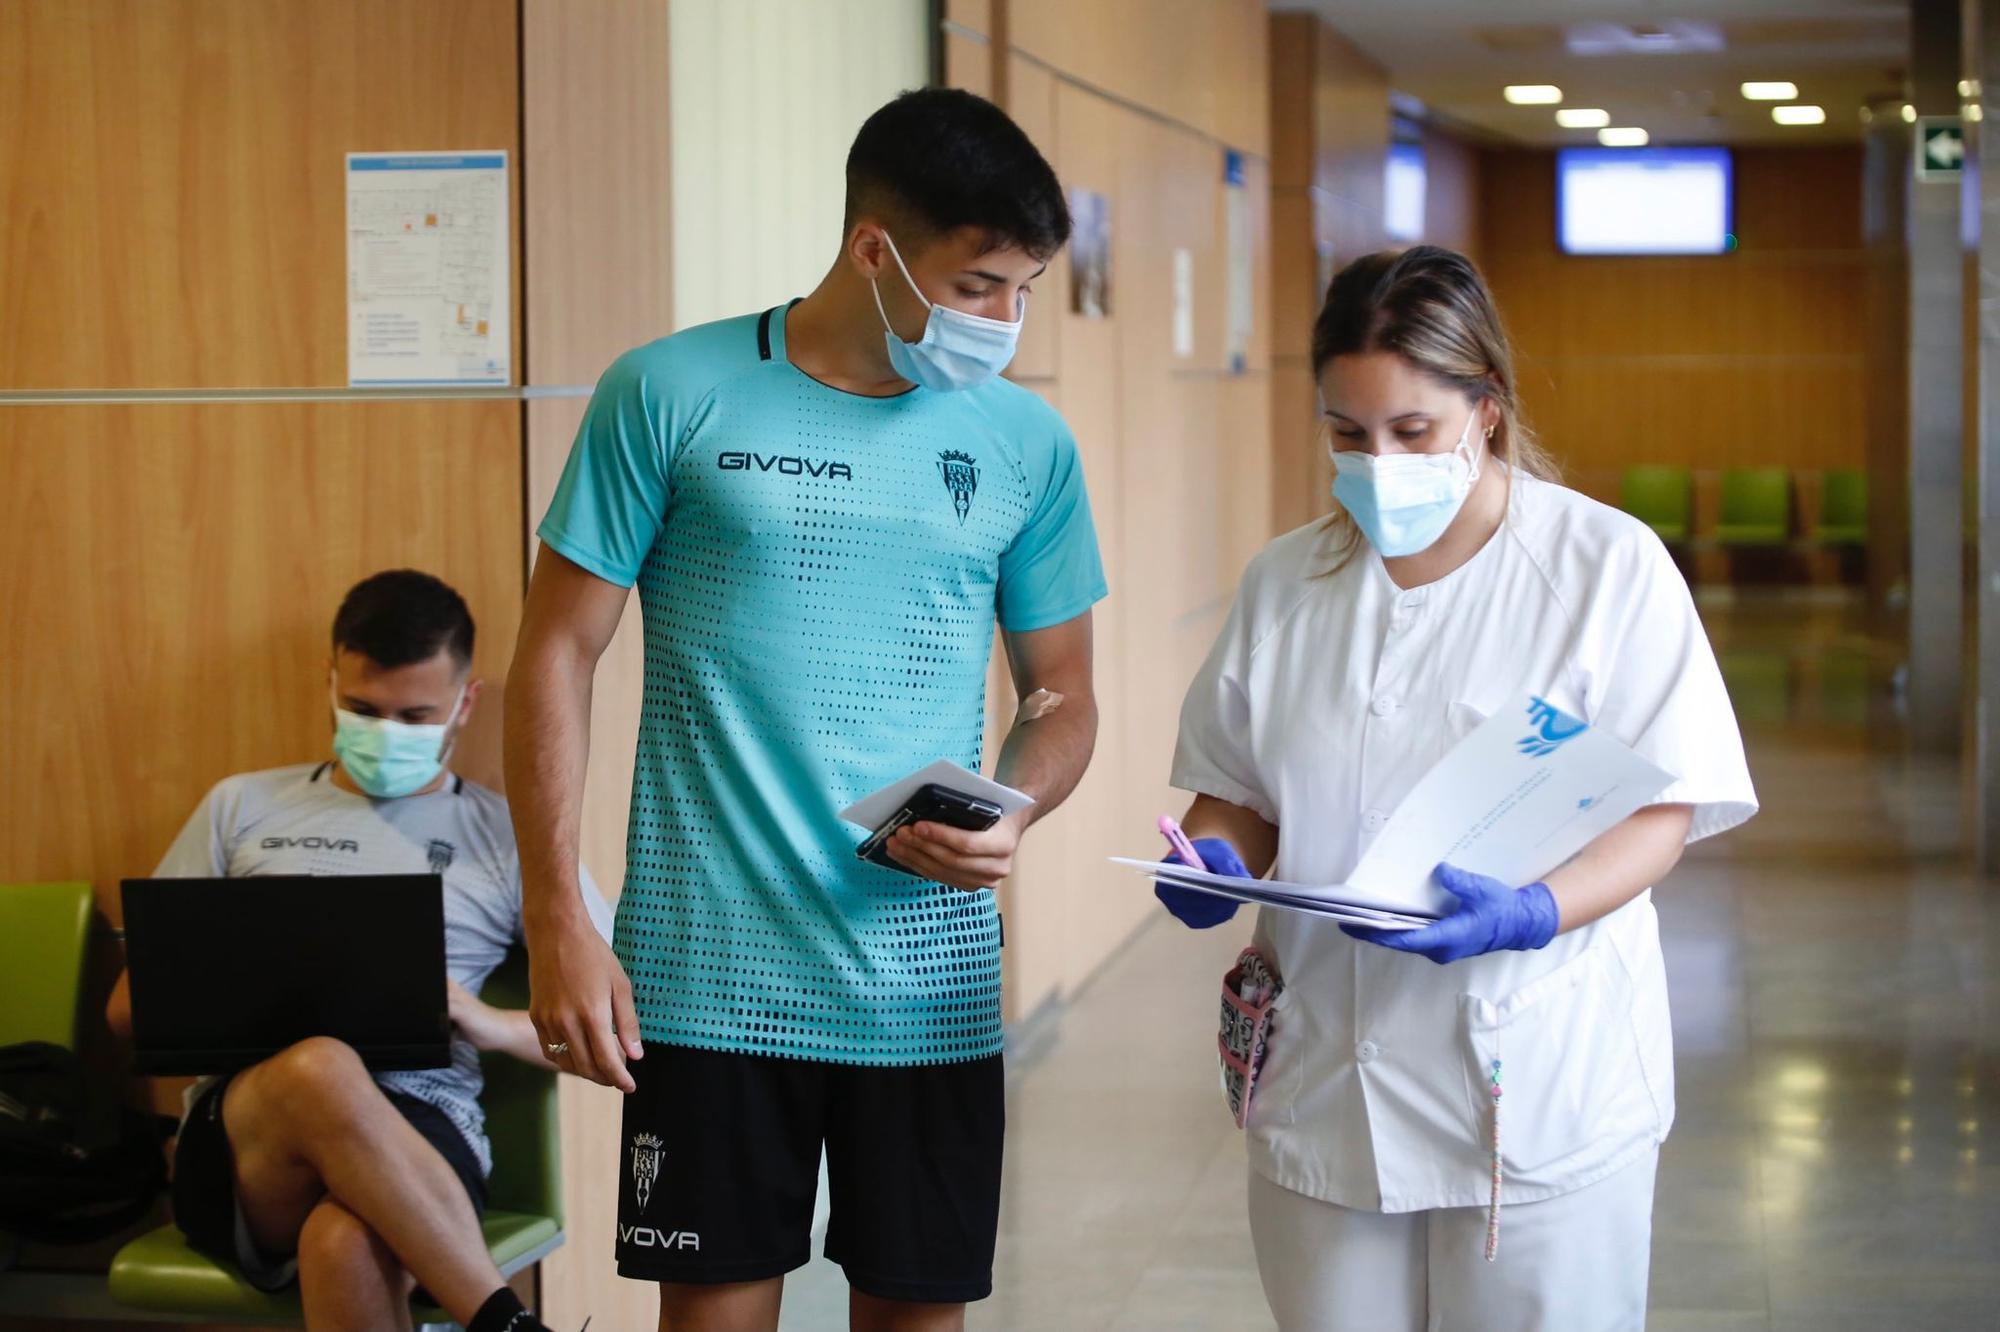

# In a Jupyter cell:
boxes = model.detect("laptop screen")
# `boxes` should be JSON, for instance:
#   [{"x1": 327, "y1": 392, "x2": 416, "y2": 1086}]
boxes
[{"x1": 122, "y1": 874, "x2": 450, "y2": 1075}]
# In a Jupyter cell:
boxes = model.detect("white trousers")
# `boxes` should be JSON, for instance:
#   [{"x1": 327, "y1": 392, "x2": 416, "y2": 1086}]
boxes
[{"x1": 1247, "y1": 1150, "x2": 1659, "y2": 1332}]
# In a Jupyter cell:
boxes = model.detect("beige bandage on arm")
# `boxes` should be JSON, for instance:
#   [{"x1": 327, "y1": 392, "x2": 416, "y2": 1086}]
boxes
[{"x1": 1013, "y1": 688, "x2": 1065, "y2": 726}]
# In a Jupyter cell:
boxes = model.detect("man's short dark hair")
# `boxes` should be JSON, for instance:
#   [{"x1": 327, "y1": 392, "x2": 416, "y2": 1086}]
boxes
[
  {"x1": 332, "y1": 570, "x2": 475, "y2": 672},
  {"x1": 844, "y1": 88, "x2": 1071, "y2": 260}
]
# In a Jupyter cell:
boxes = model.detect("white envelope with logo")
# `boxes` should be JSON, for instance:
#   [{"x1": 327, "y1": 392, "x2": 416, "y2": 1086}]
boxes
[{"x1": 1114, "y1": 696, "x2": 1675, "y2": 919}]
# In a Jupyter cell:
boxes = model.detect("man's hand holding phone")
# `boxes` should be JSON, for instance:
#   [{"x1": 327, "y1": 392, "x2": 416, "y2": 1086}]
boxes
[{"x1": 886, "y1": 807, "x2": 1030, "y2": 891}]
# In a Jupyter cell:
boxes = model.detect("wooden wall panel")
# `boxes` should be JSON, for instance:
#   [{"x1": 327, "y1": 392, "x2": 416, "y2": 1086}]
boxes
[
  {"x1": 1008, "y1": 0, "x2": 1270, "y2": 153},
  {"x1": 1005, "y1": 53, "x2": 1061, "y2": 384},
  {"x1": 992, "y1": 15, "x2": 1275, "y2": 1016},
  {"x1": 0, "y1": 401, "x2": 524, "y2": 915},
  {"x1": 1270, "y1": 11, "x2": 1389, "y2": 536},
  {"x1": 1269, "y1": 13, "x2": 1318, "y2": 191},
  {"x1": 945, "y1": 0, "x2": 993, "y2": 34},
  {"x1": 1424, "y1": 127, "x2": 1481, "y2": 263},
  {"x1": 1037, "y1": 81, "x2": 1135, "y2": 1003},
  {"x1": 519, "y1": 5, "x2": 670, "y2": 1324},
  {"x1": 1479, "y1": 145, "x2": 1868, "y2": 497},
  {"x1": 983, "y1": 48, "x2": 1070, "y2": 1017},
  {"x1": 1312, "y1": 21, "x2": 1390, "y2": 239},
  {"x1": 0, "y1": 0, "x2": 520, "y2": 390},
  {"x1": 945, "y1": 29, "x2": 994, "y2": 99},
  {"x1": 523, "y1": 397, "x2": 654, "y2": 1332},
  {"x1": 523, "y1": 0, "x2": 673, "y2": 386}
]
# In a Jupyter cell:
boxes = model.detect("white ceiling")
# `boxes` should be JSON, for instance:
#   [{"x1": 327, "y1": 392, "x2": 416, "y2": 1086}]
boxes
[{"x1": 1280, "y1": 2, "x2": 1908, "y2": 145}]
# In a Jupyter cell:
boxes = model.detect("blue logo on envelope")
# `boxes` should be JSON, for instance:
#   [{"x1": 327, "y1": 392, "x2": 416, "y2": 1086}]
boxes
[{"x1": 1518, "y1": 697, "x2": 1588, "y2": 758}]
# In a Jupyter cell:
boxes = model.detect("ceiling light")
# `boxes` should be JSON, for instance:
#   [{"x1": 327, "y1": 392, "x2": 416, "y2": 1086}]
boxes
[
  {"x1": 1504, "y1": 85, "x2": 1563, "y2": 105},
  {"x1": 1901, "y1": 104, "x2": 1918, "y2": 123},
  {"x1": 1598, "y1": 127, "x2": 1649, "y2": 146},
  {"x1": 1556, "y1": 108, "x2": 1611, "y2": 128},
  {"x1": 1969, "y1": 103, "x2": 1986, "y2": 123},
  {"x1": 1772, "y1": 105, "x2": 1826, "y2": 125},
  {"x1": 1741, "y1": 81, "x2": 1798, "y2": 101}
]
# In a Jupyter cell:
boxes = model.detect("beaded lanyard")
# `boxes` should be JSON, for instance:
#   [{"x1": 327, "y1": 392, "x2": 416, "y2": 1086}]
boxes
[{"x1": 1485, "y1": 1057, "x2": 1504, "y2": 1262}]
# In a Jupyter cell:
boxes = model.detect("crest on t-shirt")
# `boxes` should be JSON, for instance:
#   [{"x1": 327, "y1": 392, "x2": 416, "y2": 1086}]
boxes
[
  {"x1": 427, "y1": 839, "x2": 456, "y2": 874},
  {"x1": 937, "y1": 450, "x2": 979, "y2": 525}
]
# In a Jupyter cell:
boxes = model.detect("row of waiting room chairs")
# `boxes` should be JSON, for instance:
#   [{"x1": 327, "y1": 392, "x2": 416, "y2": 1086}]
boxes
[
  {"x1": 0, "y1": 880, "x2": 562, "y2": 1328},
  {"x1": 1617, "y1": 465, "x2": 1866, "y2": 549}
]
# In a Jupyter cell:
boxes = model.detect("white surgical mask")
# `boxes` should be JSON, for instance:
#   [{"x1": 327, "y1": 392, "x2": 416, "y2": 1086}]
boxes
[
  {"x1": 870, "y1": 231, "x2": 1022, "y2": 392},
  {"x1": 330, "y1": 682, "x2": 465, "y2": 799},
  {"x1": 1329, "y1": 407, "x2": 1484, "y2": 558}
]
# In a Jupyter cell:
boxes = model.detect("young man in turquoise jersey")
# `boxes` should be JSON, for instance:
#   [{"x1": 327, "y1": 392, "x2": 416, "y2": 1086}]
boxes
[{"x1": 505, "y1": 89, "x2": 1105, "y2": 1331}]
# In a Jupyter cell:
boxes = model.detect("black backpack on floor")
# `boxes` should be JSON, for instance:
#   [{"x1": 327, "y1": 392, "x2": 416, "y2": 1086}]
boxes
[{"x1": 0, "y1": 1041, "x2": 174, "y2": 1248}]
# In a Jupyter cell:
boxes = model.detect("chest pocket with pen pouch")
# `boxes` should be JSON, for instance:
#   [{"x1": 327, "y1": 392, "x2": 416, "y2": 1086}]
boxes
[{"x1": 856, "y1": 783, "x2": 1003, "y2": 878}]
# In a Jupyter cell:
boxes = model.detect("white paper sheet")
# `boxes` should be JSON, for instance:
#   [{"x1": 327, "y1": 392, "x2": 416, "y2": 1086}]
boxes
[
  {"x1": 839, "y1": 760, "x2": 1035, "y2": 832},
  {"x1": 1114, "y1": 695, "x2": 1675, "y2": 920},
  {"x1": 1111, "y1": 859, "x2": 1431, "y2": 929},
  {"x1": 347, "y1": 152, "x2": 510, "y2": 385}
]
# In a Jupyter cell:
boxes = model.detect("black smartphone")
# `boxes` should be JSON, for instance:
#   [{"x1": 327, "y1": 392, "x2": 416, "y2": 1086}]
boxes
[{"x1": 857, "y1": 783, "x2": 1005, "y2": 874}]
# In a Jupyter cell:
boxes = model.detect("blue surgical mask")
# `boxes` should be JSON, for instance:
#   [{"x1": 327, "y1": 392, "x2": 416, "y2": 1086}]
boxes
[
  {"x1": 1330, "y1": 408, "x2": 1484, "y2": 558},
  {"x1": 871, "y1": 231, "x2": 1022, "y2": 392},
  {"x1": 330, "y1": 683, "x2": 465, "y2": 799}
]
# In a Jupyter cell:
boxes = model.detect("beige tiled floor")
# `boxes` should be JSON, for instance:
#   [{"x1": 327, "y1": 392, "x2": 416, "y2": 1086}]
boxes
[{"x1": 781, "y1": 596, "x2": 2000, "y2": 1330}]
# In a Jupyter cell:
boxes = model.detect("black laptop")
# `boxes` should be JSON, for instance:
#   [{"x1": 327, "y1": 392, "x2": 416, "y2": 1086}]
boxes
[{"x1": 121, "y1": 875, "x2": 450, "y2": 1076}]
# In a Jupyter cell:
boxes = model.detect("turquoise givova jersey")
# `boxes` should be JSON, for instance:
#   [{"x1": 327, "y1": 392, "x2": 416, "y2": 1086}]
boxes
[{"x1": 538, "y1": 303, "x2": 1108, "y2": 1065}]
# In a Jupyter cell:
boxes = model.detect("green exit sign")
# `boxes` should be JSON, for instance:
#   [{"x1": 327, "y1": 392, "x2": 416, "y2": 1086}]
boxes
[{"x1": 1919, "y1": 116, "x2": 1965, "y2": 180}]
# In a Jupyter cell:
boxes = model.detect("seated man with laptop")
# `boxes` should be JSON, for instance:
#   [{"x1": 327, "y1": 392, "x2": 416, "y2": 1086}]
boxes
[{"x1": 106, "y1": 569, "x2": 607, "y2": 1332}]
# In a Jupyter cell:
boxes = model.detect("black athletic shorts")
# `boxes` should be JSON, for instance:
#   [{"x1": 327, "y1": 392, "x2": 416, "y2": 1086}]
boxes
[
  {"x1": 615, "y1": 1043, "x2": 1005, "y2": 1304},
  {"x1": 173, "y1": 1073, "x2": 487, "y2": 1291}
]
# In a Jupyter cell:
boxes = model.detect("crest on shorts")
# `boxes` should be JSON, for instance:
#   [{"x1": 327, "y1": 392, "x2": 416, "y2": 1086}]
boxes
[
  {"x1": 427, "y1": 838, "x2": 456, "y2": 874},
  {"x1": 937, "y1": 450, "x2": 979, "y2": 525},
  {"x1": 631, "y1": 1132, "x2": 663, "y2": 1212}
]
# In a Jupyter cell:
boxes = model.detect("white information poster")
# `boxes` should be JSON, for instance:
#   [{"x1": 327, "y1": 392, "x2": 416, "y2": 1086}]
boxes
[{"x1": 346, "y1": 152, "x2": 510, "y2": 386}]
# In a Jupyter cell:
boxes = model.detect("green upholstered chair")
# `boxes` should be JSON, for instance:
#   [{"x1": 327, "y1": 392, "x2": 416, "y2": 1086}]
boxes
[
  {"x1": 108, "y1": 948, "x2": 563, "y2": 1327},
  {"x1": 1619, "y1": 465, "x2": 1694, "y2": 543},
  {"x1": 1817, "y1": 468, "x2": 1867, "y2": 546},
  {"x1": 0, "y1": 880, "x2": 93, "y2": 1049},
  {"x1": 1716, "y1": 467, "x2": 1793, "y2": 546}
]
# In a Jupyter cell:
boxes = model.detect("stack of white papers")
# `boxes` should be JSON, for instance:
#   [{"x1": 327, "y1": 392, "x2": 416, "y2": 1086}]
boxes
[
  {"x1": 1113, "y1": 858, "x2": 1436, "y2": 929},
  {"x1": 1115, "y1": 696, "x2": 1675, "y2": 924}
]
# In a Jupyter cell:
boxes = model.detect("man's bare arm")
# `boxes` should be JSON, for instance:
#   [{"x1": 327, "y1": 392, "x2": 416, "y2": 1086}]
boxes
[
  {"x1": 990, "y1": 612, "x2": 1098, "y2": 819},
  {"x1": 889, "y1": 611, "x2": 1099, "y2": 888},
  {"x1": 504, "y1": 547, "x2": 640, "y2": 1091}
]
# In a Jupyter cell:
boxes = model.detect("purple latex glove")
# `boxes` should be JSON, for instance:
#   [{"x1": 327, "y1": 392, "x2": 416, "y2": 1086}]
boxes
[
  {"x1": 1342, "y1": 863, "x2": 1560, "y2": 964},
  {"x1": 1155, "y1": 837, "x2": 1248, "y2": 929}
]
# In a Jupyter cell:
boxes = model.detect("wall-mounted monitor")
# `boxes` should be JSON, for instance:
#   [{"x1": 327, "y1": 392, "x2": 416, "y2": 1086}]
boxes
[{"x1": 1557, "y1": 146, "x2": 1733, "y2": 256}]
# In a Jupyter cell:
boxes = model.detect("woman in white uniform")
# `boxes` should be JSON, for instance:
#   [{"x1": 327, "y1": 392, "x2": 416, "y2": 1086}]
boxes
[{"x1": 1163, "y1": 246, "x2": 1758, "y2": 1332}]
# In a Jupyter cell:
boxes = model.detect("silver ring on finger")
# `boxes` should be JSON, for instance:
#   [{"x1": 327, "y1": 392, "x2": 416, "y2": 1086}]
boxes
[{"x1": 545, "y1": 1040, "x2": 571, "y2": 1056}]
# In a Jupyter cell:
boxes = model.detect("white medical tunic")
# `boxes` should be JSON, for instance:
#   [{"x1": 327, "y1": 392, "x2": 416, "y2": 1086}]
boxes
[{"x1": 1172, "y1": 473, "x2": 1757, "y2": 1213}]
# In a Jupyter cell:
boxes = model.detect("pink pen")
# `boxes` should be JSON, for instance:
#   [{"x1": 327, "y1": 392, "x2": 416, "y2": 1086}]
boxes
[{"x1": 1158, "y1": 814, "x2": 1206, "y2": 870}]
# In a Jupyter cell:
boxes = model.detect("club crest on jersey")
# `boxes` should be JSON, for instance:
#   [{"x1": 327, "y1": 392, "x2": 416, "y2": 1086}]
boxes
[
  {"x1": 938, "y1": 450, "x2": 979, "y2": 525},
  {"x1": 631, "y1": 1133, "x2": 663, "y2": 1212},
  {"x1": 427, "y1": 839, "x2": 456, "y2": 874}
]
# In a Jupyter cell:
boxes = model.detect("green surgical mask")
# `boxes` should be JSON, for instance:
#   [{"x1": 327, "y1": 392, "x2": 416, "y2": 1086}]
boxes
[{"x1": 330, "y1": 683, "x2": 465, "y2": 799}]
